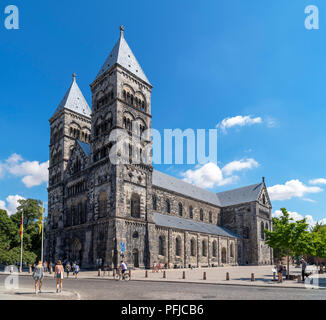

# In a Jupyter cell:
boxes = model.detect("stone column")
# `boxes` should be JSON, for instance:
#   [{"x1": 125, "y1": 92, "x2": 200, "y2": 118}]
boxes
[
  {"x1": 227, "y1": 238, "x2": 230, "y2": 264},
  {"x1": 168, "y1": 229, "x2": 172, "y2": 267},
  {"x1": 197, "y1": 234, "x2": 200, "y2": 267},
  {"x1": 207, "y1": 235, "x2": 211, "y2": 266},
  {"x1": 217, "y1": 236, "x2": 220, "y2": 265},
  {"x1": 184, "y1": 232, "x2": 188, "y2": 268}
]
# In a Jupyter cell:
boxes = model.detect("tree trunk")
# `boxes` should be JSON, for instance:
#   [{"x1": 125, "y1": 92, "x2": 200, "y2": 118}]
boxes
[{"x1": 287, "y1": 253, "x2": 290, "y2": 279}]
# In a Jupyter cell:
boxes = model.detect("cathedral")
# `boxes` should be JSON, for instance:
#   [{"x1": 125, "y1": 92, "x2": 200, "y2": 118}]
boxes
[{"x1": 45, "y1": 27, "x2": 273, "y2": 269}]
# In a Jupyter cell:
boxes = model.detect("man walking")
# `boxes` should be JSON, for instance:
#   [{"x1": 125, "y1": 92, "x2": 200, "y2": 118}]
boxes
[{"x1": 301, "y1": 258, "x2": 307, "y2": 282}]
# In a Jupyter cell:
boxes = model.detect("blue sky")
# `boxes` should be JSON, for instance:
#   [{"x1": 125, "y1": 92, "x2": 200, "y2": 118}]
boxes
[{"x1": 0, "y1": 0, "x2": 325, "y2": 224}]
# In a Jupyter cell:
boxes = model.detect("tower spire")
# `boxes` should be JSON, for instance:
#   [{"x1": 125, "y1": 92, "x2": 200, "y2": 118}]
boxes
[
  {"x1": 72, "y1": 73, "x2": 77, "y2": 82},
  {"x1": 120, "y1": 25, "x2": 124, "y2": 38}
]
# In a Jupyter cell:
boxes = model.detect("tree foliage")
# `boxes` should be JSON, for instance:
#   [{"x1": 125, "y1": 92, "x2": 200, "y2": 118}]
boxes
[{"x1": 0, "y1": 199, "x2": 45, "y2": 265}]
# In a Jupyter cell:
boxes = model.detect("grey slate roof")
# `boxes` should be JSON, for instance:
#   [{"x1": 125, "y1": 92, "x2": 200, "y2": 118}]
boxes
[
  {"x1": 153, "y1": 212, "x2": 241, "y2": 238},
  {"x1": 54, "y1": 76, "x2": 92, "y2": 118},
  {"x1": 216, "y1": 183, "x2": 263, "y2": 207},
  {"x1": 95, "y1": 28, "x2": 151, "y2": 85},
  {"x1": 77, "y1": 140, "x2": 91, "y2": 156},
  {"x1": 152, "y1": 170, "x2": 221, "y2": 207}
]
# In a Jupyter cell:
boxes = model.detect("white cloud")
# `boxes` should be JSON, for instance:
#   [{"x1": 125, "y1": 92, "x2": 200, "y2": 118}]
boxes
[
  {"x1": 268, "y1": 179, "x2": 323, "y2": 201},
  {"x1": 222, "y1": 158, "x2": 259, "y2": 176},
  {"x1": 218, "y1": 115, "x2": 262, "y2": 133},
  {"x1": 0, "y1": 153, "x2": 49, "y2": 188},
  {"x1": 0, "y1": 195, "x2": 25, "y2": 216},
  {"x1": 303, "y1": 198, "x2": 316, "y2": 203},
  {"x1": 309, "y1": 178, "x2": 326, "y2": 185},
  {"x1": 273, "y1": 210, "x2": 326, "y2": 228},
  {"x1": 181, "y1": 158, "x2": 259, "y2": 189}
]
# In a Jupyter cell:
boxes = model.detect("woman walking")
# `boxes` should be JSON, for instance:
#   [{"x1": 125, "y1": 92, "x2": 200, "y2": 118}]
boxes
[
  {"x1": 32, "y1": 260, "x2": 44, "y2": 294},
  {"x1": 54, "y1": 260, "x2": 64, "y2": 293}
]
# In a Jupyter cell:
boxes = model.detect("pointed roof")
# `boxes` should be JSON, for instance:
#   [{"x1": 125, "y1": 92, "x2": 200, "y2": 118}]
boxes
[
  {"x1": 96, "y1": 26, "x2": 151, "y2": 85},
  {"x1": 54, "y1": 74, "x2": 92, "y2": 118},
  {"x1": 77, "y1": 140, "x2": 91, "y2": 156}
]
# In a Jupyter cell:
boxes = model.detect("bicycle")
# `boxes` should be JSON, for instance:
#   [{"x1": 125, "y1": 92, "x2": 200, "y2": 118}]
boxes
[{"x1": 114, "y1": 269, "x2": 130, "y2": 281}]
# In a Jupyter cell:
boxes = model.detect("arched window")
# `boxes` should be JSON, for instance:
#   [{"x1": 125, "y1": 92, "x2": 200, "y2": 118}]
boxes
[
  {"x1": 178, "y1": 203, "x2": 183, "y2": 217},
  {"x1": 98, "y1": 192, "x2": 107, "y2": 218},
  {"x1": 265, "y1": 222, "x2": 269, "y2": 231},
  {"x1": 131, "y1": 193, "x2": 141, "y2": 218},
  {"x1": 262, "y1": 194, "x2": 266, "y2": 205},
  {"x1": 165, "y1": 199, "x2": 170, "y2": 213},
  {"x1": 200, "y1": 209, "x2": 204, "y2": 221},
  {"x1": 190, "y1": 239, "x2": 196, "y2": 256},
  {"x1": 189, "y1": 206, "x2": 193, "y2": 219},
  {"x1": 209, "y1": 212, "x2": 213, "y2": 223},
  {"x1": 202, "y1": 240, "x2": 207, "y2": 257},
  {"x1": 221, "y1": 247, "x2": 227, "y2": 263},
  {"x1": 261, "y1": 221, "x2": 265, "y2": 240},
  {"x1": 159, "y1": 236, "x2": 165, "y2": 256},
  {"x1": 230, "y1": 243, "x2": 234, "y2": 258},
  {"x1": 212, "y1": 241, "x2": 217, "y2": 257},
  {"x1": 176, "y1": 237, "x2": 181, "y2": 256},
  {"x1": 152, "y1": 195, "x2": 157, "y2": 211}
]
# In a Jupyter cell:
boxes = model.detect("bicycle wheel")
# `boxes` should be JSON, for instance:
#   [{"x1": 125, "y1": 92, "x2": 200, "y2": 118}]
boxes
[
  {"x1": 114, "y1": 273, "x2": 120, "y2": 280},
  {"x1": 124, "y1": 274, "x2": 130, "y2": 281}
]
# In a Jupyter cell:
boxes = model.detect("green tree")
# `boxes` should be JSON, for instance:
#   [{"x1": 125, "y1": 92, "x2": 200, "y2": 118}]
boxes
[{"x1": 265, "y1": 208, "x2": 312, "y2": 278}]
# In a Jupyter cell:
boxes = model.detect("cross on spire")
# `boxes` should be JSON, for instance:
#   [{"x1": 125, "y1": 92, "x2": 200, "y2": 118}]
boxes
[
  {"x1": 72, "y1": 73, "x2": 77, "y2": 81},
  {"x1": 120, "y1": 25, "x2": 125, "y2": 37}
]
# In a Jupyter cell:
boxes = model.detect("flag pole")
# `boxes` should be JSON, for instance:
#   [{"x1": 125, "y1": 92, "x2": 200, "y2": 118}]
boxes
[
  {"x1": 41, "y1": 205, "x2": 44, "y2": 264},
  {"x1": 20, "y1": 212, "x2": 23, "y2": 273}
]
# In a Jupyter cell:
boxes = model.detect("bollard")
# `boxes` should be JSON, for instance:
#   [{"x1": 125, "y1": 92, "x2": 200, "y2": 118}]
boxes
[
  {"x1": 129, "y1": 269, "x2": 131, "y2": 280},
  {"x1": 251, "y1": 273, "x2": 255, "y2": 281},
  {"x1": 98, "y1": 268, "x2": 101, "y2": 277},
  {"x1": 203, "y1": 271, "x2": 207, "y2": 280},
  {"x1": 226, "y1": 272, "x2": 229, "y2": 281},
  {"x1": 113, "y1": 269, "x2": 116, "y2": 277},
  {"x1": 29, "y1": 265, "x2": 31, "y2": 274},
  {"x1": 183, "y1": 271, "x2": 186, "y2": 279},
  {"x1": 145, "y1": 270, "x2": 148, "y2": 278},
  {"x1": 163, "y1": 270, "x2": 166, "y2": 279},
  {"x1": 297, "y1": 275, "x2": 301, "y2": 283}
]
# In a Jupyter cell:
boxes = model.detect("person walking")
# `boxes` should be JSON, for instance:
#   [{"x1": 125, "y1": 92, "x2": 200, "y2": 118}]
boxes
[
  {"x1": 74, "y1": 263, "x2": 80, "y2": 279},
  {"x1": 65, "y1": 262, "x2": 71, "y2": 278},
  {"x1": 54, "y1": 260, "x2": 64, "y2": 293},
  {"x1": 43, "y1": 261, "x2": 48, "y2": 273},
  {"x1": 277, "y1": 261, "x2": 283, "y2": 283},
  {"x1": 301, "y1": 258, "x2": 307, "y2": 282},
  {"x1": 32, "y1": 260, "x2": 44, "y2": 294}
]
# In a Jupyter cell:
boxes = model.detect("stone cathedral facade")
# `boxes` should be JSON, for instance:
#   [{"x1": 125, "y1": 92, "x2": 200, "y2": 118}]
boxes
[{"x1": 45, "y1": 27, "x2": 273, "y2": 269}]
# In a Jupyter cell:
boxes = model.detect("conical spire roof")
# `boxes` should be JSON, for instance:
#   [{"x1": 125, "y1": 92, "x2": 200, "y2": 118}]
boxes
[
  {"x1": 54, "y1": 74, "x2": 92, "y2": 117},
  {"x1": 96, "y1": 26, "x2": 151, "y2": 85}
]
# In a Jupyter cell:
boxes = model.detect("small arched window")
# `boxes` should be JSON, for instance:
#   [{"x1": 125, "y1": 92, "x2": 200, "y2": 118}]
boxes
[
  {"x1": 159, "y1": 236, "x2": 165, "y2": 256},
  {"x1": 165, "y1": 199, "x2": 170, "y2": 213},
  {"x1": 209, "y1": 212, "x2": 213, "y2": 223},
  {"x1": 265, "y1": 222, "x2": 269, "y2": 231},
  {"x1": 200, "y1": 209, "x2": 204, "y2": 221},
  {"x1": 230, "y1": 243, "x2": 234, "y2": 258},
  {"x1": 212, "y1": 241, "x2": 217, "y2": 257},
  {"x1": 176, "y1": 237, "x2": 181, "y2": 256},
  {"x1": 189, "y1": 206, "x2": 193, "y2": 219},
  {"x1": 190, "y1": 239, "x2": 196, "y2": 256},
  {"x1": 152, "y1": 195, "x2": 157, "y2": 211},
  {"x1": 261, "y1": 221, "x2": 265, "y2": 240},
  {"x1": 202, "y1": 240, "x2": 207, "y2": 257},
  {"x1": 178, "y1": 203, "x2": 183, "y2": 217},
  {"x1": 131, "y1": 193, "x2": 141, "y2": 218}
]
